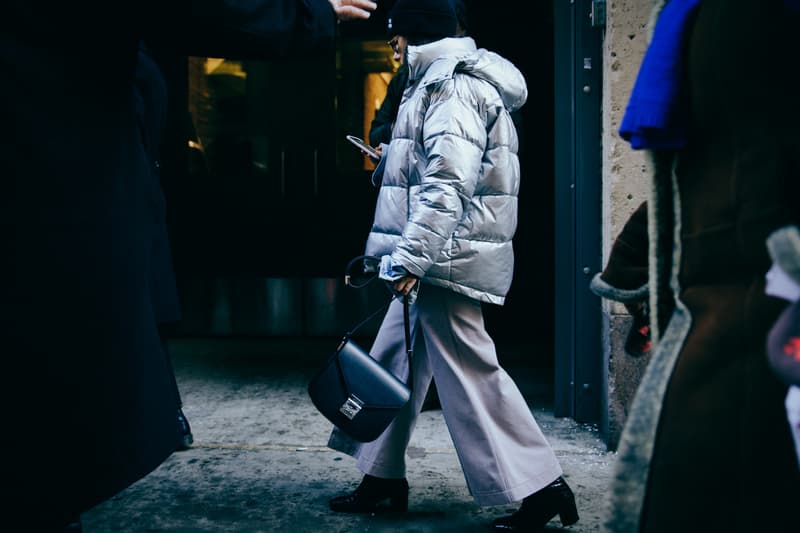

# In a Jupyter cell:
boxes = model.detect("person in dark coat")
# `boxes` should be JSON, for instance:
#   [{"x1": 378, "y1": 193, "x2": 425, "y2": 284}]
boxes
[
  {"x1": 598, "y1": 1, "x2": 800, "y2": 531},
  {"x1": 0, "y1": 1, "x2": 375, "y2": 530},
  {"x1": 134, "y1": 42, "x2": 194, "y2": 450}
]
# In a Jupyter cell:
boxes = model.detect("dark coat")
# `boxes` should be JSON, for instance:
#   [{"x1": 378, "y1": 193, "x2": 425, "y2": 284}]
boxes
[
  {"x1": 604, "y1": 1, "x2": 800, "y2": 531},
  {"x1": 135, "y1": 44, "x2": 182, "y2": 325},
  {"x1": 0, "y1": 1, "x2": 335, "y2": 527}
]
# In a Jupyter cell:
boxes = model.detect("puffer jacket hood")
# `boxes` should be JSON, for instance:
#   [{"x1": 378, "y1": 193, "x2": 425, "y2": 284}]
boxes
[
  {"x1": 407, "y1": 37, "x2": 528, "y2": 112},
  {"x1": 365, "y1": 36, "x2": 527, "y2": 305}
]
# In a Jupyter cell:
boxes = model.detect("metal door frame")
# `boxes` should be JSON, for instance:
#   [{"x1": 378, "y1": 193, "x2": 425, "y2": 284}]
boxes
[{"x1": 553, "y1": 0, "x2": 604, "y2": 423}]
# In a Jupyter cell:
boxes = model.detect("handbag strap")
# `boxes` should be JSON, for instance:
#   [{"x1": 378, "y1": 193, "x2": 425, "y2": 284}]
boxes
[
  {"x1": 402, "y1": 296, "x2": 413, "y2": 387},
  {"x1": 342, "y1": 254, "x2": 392, "y2": 337},
  {"x1": 344, "y1": 254, "x2": 381, "y2": 289},
  {"x1": 342, "y1": 296, "x2": 393, "y2": 338},
  {"x1": 403, "y1": 297, "x2": 412, "y2": 358},
  {"x1": 343, "y1": 255, "x2": 414, "y2": 385}
]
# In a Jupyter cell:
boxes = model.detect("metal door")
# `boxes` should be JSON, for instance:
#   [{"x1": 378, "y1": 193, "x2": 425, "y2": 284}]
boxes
[{"x1": 553, "y1": 0, "x2": 605, "y2": 423}]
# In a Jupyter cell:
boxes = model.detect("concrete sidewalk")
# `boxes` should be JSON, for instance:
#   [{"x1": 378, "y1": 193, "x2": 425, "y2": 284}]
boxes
[{"x1": 83, "y1": 338, "x2": 614, "y2": 532}]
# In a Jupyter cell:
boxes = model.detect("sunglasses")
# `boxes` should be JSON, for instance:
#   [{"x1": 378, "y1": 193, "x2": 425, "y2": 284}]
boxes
[{"x1": 387, "y1": 37, "x2": 401, "y2": 53}]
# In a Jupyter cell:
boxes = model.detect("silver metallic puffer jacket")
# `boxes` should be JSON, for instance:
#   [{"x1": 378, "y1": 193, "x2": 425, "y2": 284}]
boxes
[{"x1": 365, "y1": 37, "x2": 527, "y2": 305}]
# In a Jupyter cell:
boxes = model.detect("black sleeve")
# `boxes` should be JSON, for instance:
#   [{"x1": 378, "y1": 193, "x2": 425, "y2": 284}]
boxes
[
  {"x1": 369, "y1": 65, "x2": 409, "y2": 146},
  {"x1": 148, "y1": 0, "x2": 337, "y2": 60}
]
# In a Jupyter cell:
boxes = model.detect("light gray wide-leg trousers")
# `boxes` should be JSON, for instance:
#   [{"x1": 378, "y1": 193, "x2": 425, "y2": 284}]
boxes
[{"x1": 328, "y1": 284, "x2": 562, "y2": 505}]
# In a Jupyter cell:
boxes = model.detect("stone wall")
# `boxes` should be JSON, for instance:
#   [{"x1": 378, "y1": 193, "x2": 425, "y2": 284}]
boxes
[{"x1": 600, "y1": 0, "x2": 657, "y2": 450}]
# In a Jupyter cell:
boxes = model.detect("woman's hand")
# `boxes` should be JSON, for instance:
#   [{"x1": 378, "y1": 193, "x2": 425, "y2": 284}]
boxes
[
  {"x1": 393, "y1": 275, "x2": 418, "y2": 296},
  {"x1": 329, "y1": 0, "x2": 377, "y2": 21}
]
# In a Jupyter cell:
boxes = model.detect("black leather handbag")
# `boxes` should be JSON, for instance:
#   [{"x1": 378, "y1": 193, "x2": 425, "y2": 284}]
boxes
[{"x1": 307, "y1": 256, "x2": 413, "y2": 443}]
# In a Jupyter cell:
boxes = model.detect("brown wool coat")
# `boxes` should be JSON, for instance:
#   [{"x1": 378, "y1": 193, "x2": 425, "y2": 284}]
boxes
[{"x1": 601, "y1": 1, "x2": 800, "y2": 531}]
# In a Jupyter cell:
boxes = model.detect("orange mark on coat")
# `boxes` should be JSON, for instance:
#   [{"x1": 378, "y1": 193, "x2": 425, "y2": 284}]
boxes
[{"x1": 783, "y1": 337, "x2": 800, "y2": 362}]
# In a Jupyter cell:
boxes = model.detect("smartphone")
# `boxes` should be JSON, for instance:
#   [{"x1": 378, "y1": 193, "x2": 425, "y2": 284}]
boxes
[{"x1": 346, "y1": 135, "x2": 381, "y2": 161}]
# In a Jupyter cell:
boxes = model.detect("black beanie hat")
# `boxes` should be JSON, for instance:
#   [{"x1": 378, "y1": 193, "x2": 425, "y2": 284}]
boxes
[{"x1": 388, "y1": 0, "x2": 458, "y2": 40}]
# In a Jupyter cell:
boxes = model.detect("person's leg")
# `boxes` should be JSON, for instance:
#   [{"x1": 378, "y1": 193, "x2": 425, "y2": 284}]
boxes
[
  {"x1": 328, "y1": 297, "x2": 433, "y2": 513},
  {"x1": 413, "y1": 285, "x2": 563, "y2": 505},
  {"x1": 412, "y1": 285, "x2": 578, "y2": 529},
  {"x1": 353, "y1": 316, "x2": 433, "y2": 478},
  {"x1": 329, "y1": 297, "x2": 433, "y2": 470}
]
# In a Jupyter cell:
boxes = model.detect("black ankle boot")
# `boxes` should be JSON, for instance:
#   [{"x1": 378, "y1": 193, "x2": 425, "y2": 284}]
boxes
[
  {"x1": 329, "y1": 474, "x2": 409, "y2": 514},
  {"x1": 491, "y1": 476, "x2": 579, "y2": 531}
]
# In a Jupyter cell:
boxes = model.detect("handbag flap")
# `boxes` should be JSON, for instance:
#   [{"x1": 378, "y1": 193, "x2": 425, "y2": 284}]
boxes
[{"x1": 336, "y1": 339, "x2": 410, "y2": 409}]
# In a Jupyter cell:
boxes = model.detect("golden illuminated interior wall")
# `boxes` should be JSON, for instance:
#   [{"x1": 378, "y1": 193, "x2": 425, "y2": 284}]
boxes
[
  {"x1": 187, "y1": 57, "x2": 254, "y2": 177},
  {"x1": 188, "y1": 57, "x2": 210, "y2": 153},
  {"x1": 187, "y1": 42, "x2": 397, "y2": 175},
  {"x1": 358, "y1": 38, "x2": 399, "y2": 171}
]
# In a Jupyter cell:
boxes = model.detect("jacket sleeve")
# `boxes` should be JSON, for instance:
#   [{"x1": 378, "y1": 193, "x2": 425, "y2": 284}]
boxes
[
  {"x1": 390, "y1": 79, "x2": 486, "y2": 278},
  {"x1": 590, "y1": 200, "x2": 650, "y2": 303},
  {"x1": 148, "y1": 0, "x2": 337, "y2": 59}
]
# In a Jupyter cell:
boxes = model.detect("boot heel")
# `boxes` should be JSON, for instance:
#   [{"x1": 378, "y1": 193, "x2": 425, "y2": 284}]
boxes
[
  {"x1": 329, "y1": 475, "x2": 409, "y2": 514},
  {"x1": 388, "y1": 490, "x2": 409, "y2": 512},
  {"x1": 559, "y1": 496, "x2": 579, "y2": 526}
]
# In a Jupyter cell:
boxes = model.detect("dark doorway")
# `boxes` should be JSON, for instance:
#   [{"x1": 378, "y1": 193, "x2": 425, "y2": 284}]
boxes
[{"x1": 464, "y1": 3, "x2": 556, "y2": 361}]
